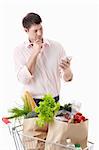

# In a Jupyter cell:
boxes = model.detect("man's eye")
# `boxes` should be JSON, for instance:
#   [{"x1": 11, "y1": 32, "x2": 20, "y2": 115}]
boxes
[
  {"x1": 35, "y1": 30, "x2": 37, "y2": 33},
  {"x1": 40, "y1": 28, "x2": 42, "y2": 31}
]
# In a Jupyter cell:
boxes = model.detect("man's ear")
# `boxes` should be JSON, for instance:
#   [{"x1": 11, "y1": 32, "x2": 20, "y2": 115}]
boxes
[{"x1": 24, "y1": 28, "x2": 28, "y2": 32}]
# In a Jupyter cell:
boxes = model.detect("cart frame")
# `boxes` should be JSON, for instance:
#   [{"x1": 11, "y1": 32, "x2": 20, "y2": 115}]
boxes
[{"x1": 2, "y1": 117, "x2": 94, "y2": 150}]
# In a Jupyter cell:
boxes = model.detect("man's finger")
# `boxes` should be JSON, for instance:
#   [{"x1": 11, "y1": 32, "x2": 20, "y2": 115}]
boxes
[
  {"x1": 60, "y1": 64, "x2": 65, "y2": 69},
  {"x1": 61, "y1": 60, "x2": 70, "y2": 66},
  {"x1": 34, "y1": 40, "x2": 43, "y2": 48},
  {"x1": 60, "y1": 63, "x2": 68, "y2": 70}
]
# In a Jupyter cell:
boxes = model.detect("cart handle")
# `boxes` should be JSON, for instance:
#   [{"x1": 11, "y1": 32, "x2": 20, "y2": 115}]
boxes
[{"x1": 2, "y1": 117, "x2": 11, "y2": 124}]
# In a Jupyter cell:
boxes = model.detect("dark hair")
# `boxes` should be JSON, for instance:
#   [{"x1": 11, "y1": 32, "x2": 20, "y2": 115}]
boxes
[{"x1": 22, "y1": 12, "x2": 42, "y2": 29}]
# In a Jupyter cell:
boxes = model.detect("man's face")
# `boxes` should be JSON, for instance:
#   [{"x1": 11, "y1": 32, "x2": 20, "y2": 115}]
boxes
[{"x1": 25, "y1": 23, "x2": 43, "y2": 42}]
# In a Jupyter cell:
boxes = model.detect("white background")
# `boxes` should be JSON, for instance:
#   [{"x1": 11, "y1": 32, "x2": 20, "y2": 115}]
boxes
[{"x1": 0, "y1": 0, "x2": 99, "y2": 149}]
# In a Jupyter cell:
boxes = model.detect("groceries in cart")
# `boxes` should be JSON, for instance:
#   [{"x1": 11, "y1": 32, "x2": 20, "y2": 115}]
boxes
[{"x1": 2, "y1": 91, "x2": 94, "y2": 150}]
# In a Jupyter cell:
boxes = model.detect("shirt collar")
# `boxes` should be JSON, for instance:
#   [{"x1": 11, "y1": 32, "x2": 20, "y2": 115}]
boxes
[{"x1": 25, "y1": 39, "x2": 50, "y2": 48}]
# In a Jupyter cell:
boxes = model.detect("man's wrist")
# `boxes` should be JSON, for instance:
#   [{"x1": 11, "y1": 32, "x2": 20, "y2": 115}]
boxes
[{"x1": 63, "y1": 68, "x2": 73, "y2": 81}]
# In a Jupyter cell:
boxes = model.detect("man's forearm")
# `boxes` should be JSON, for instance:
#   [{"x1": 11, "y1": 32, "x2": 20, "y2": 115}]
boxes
[
  {"x1": 26, "y1": 40, "x2": 43, "y2": 75},
  {"x1": 26, "y1": 52, "x2": 38, "y2": 75}
]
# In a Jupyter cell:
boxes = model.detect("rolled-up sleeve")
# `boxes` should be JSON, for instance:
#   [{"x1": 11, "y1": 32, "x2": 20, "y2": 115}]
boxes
[
  {"x1": 17, "y1": 65, "x2": 34, "y2": 84},
  {"x1": 14, "y1": 46, "x2": 33, "y2": 84}
]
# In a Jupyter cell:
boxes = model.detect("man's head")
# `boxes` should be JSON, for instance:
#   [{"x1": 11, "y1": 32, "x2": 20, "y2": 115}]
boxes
[{"x1": 22, "y1": 12, "x2": 43, "y2": 42}]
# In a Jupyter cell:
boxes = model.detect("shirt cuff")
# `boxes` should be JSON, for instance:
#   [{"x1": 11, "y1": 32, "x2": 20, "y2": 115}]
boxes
[{"x1": 17, "y1": 65, "x2": 34, "y2": 84}]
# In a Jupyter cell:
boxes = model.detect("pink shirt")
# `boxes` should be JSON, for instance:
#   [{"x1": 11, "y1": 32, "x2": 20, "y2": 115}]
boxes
[{"x1": 14, "y1": 39, "x2": 66, "y2": 98}]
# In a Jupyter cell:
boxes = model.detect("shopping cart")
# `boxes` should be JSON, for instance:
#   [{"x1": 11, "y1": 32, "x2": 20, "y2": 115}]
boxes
[{"x1": 2, "y1": 117, "x2": 94, "y2": 150}]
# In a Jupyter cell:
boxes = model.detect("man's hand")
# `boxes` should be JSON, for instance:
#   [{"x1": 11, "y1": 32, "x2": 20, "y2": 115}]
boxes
[
  {"x1": 60, "y1": 57, "x2": 72, "y2": 70},
  {"x1": 32, "y1": 39, "x2": 43, "y2": 56},
  {"x1": 26, "y1": 40, "x2": 43, "y2": 75},
  {"x1": 60, "y1": 57, "x2": 73, "y2": 81}
]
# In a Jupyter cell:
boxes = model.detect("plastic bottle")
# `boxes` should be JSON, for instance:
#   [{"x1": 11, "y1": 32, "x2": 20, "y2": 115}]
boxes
[
  {"x1": 75, "y1": 144, "x2": 82, "y2": 150},
  {"x1": 71, "y1": 101, "x2": 81, "y2": 115},
  {"x1": 66, "y1": 139, "x2": 75, "y2": 150}
]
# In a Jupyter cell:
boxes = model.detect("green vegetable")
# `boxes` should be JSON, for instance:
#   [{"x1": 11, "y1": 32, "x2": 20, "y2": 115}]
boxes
[
  {"x1": 25, "y1": 111, "x2": 38, "y2": 119},
  {"x1": 8, "y1": 92, "x2": 35, "y2": 119},
  {"x1": 35, "y1": 93, "x2": 60, "y2": 127},
  {"x1": 8, "y1": 107, "x2": 28, "y2": 119},
  {"x1": 56, "y1": 103, "x2": 72, "y2": 117},
  {"x1": 64, "y1": 103, "x2": 72, "y2": 112},
  {"x1": 60, "y1": 103, "x2": 72, "y2": 112}
]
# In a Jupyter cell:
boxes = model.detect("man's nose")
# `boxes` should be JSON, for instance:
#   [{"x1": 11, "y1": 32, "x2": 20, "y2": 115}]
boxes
[{"x1": 37, "y1": 30, "x2": 42, "y2": 36}]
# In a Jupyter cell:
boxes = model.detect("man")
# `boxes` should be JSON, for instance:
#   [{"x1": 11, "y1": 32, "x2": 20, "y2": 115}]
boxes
[{"x1": 14, "y1": 12, "x2": 73, "y2": 106}]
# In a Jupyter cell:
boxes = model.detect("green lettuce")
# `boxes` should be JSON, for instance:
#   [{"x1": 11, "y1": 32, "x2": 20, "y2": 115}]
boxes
[{"x1": 35, "y1": 93, "x2": 60, "y2": 127}]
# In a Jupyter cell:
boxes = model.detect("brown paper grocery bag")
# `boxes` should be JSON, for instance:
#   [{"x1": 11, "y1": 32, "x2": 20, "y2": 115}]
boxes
[
  {"x1": 23, "y1": 118, "x2": 48, "y2": 150},
  {"x1": 45, "y1": 118, "x2": 88, "y2": 150}
]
